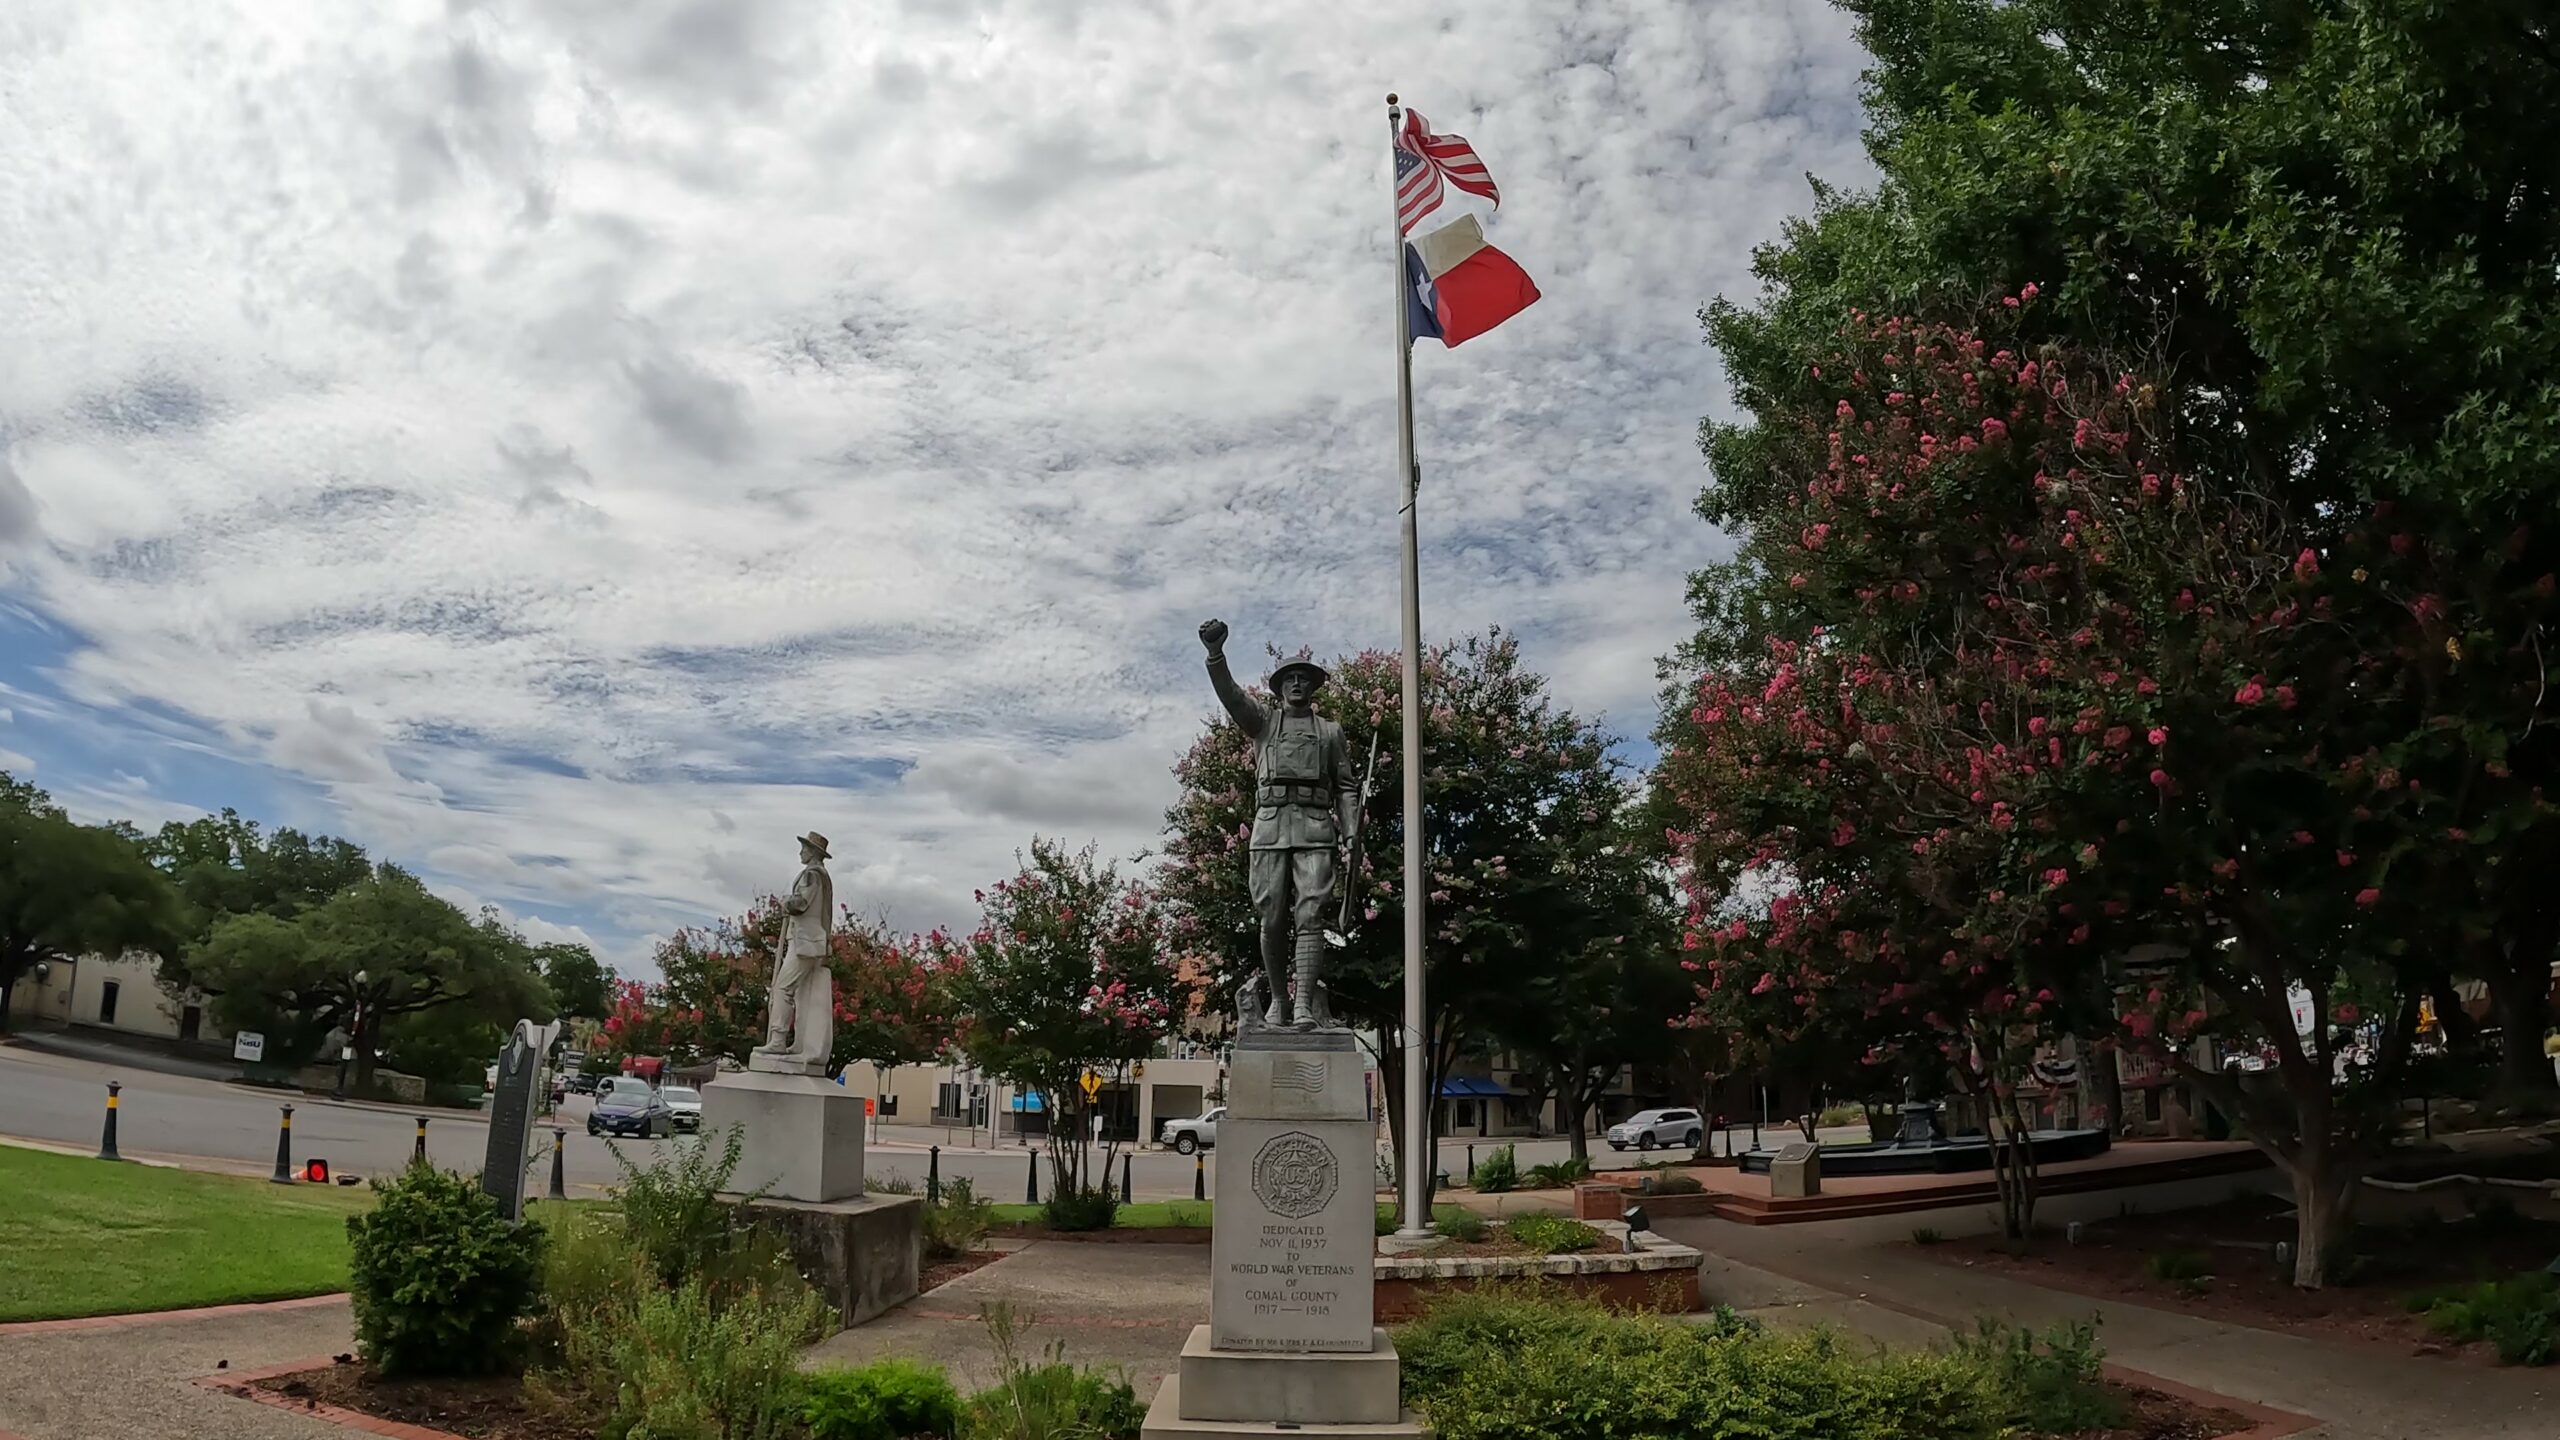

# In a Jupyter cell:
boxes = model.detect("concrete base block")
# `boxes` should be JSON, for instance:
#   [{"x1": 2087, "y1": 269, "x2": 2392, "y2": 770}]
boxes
[
  {"x1": 730, "y1": 1193, "x2": 922, "y2": 1329},
  {"x1": 1141, "y1": 1377, "x2": 1430, "y2": 1440},
  {"x1": 1173, "y1": 1324, "x2": 1400, "y2": 1425},
  {"x1": 702, "y1": 1068, "x2": 865, "y2": 1202}
]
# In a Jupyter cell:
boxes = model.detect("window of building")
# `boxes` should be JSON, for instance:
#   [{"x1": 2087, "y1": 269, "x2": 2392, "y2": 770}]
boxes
[{"x1": 99, "y1": 980, "x2": 121, "y2": 1026}]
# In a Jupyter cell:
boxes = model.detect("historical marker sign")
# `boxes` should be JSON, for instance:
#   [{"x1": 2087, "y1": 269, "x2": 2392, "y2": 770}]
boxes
[{"x1": 480, "y1": 1019, "x2": 559, "y2": 1222}]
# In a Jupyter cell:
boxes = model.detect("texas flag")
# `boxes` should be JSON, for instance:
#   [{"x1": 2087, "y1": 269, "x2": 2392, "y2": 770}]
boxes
[{"x1": 1404, "y1": 213, "x2": 1539, "y2": 349}]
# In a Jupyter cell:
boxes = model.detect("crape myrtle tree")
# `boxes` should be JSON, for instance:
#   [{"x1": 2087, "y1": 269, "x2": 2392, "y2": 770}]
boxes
[
  {"x1": 1710, "y1": 0, "x2": 2560, "y2": 1094},
  {"x1": 1157, "y1": 633, "x2": 1642, "y2": 1207},
  {"x1": 604, "y1": 903, "x2": 958, "y2": 1082},
  {"x1": 1663, "y1": 294, "x2": 2558, "y2": 1281},
  {"x1": 936, "y1": 839, "x2": 1200, "y2": 1197}
]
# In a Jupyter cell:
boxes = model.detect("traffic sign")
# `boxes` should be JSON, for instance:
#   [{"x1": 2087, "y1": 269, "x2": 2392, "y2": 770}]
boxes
[{"x1": 1079, "y1": 1071, "x2": 1102, "y2": 1102}]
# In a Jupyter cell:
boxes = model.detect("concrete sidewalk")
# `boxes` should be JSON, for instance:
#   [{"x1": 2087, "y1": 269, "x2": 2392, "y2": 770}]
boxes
[
  {"x1": 0, "y1": 1297, "x2": 356, "y2": 1440},
  {"x1": 1659, "y1": 1176, "x2": 2558, "y2": 1440}
]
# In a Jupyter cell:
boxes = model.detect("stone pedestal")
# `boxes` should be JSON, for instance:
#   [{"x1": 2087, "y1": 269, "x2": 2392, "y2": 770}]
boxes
[
  {"x1": 701, "y1": 1068, "x2": 865, "y2": 1203},
  {"x1": 1145, "y1": 1031, "x2": 1427, "y2": 1440},
  {"x1": 1769, "y1": 1142, "x2": 1821, "y2": 1198},
  {"x1": 734, "y1": 1192, "x2": 921, "y2": 1328}
]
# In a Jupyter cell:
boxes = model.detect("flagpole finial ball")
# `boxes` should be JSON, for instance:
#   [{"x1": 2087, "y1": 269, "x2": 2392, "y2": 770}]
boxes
[{"x1": 1386, "y1": 93, "x2": 1398, "y2": 105}]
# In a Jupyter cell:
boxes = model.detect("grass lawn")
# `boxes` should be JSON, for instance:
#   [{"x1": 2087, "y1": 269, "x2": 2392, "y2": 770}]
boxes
[{"x1": 0, "y1": 1144, "x2": 375, "y2": 1322}]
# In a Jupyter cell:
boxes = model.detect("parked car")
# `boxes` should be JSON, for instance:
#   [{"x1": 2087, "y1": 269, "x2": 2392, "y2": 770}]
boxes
[
  {"x1": 1606, "y1": 1108, "x2": 1705, "y2": 1152},
  {"x1": 662, "y1": 1085, "x2": 703, "y2": 1132},
  {"x1": 1160, "y1": 1107, "x2": 1225, "y2": 1155},
  {"x1": 595, "y1": 1076, "x2": 653, "y2": 1104},
  {"x1": 589, "y1": 1086, "x2": 672, "y2": 1139},
  {"x1": 566, "y1": 1072, "x2": 601, "y2": 1095}
]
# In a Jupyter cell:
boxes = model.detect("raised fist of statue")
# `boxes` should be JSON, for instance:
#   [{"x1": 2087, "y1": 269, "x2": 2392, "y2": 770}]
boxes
[{"x1": 1198, "y1": 618, "x2": 1229, "y2": 654}]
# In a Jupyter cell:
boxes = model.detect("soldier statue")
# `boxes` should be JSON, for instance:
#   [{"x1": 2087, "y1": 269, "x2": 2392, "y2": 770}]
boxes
[
  {"x1": 1199, "y1": 618, "x2": 1355, "y2": 1030},
  {"x1": 751, "y1": 830, "x2": 836, "y2": 1071}
]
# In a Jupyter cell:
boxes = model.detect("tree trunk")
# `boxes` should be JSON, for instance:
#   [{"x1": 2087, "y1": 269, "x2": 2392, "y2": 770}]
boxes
[
  {"x1": 2288, "y1": 1162, "x2": 2356, "y2": 1289},
  {"x1": 0, "y1": 974, "x2": 15, "y2": 1033},
  {"x1": 2488, "y1": 963, "x2": 2557, "y2": 1098},
  {"x1": 1564, "y1": 1091, "x2": 1591, "y2": 1167}
]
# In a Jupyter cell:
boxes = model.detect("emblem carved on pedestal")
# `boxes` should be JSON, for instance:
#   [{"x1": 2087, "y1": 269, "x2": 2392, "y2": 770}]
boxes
[{"x1": 1251, "y1": 1131, "x2": 1339, "y2": 1219}]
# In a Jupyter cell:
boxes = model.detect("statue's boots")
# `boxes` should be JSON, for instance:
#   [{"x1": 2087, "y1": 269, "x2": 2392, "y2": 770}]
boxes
[
  {"x1": 1291, "y1": 932, "x2": 1332, "y2": 1028},
  {"x1": 1262, "y1": 959, "x2": 1294, "y2": 1030}
]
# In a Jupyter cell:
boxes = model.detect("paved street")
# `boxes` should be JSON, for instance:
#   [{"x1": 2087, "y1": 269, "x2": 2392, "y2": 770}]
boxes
[{"x1": 0, "y1": 1039, "x2": 1665, "y2": 1200}]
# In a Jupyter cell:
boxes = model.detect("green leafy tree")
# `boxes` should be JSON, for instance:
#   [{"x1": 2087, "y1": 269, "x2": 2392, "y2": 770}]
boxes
[
  {"x1": 190, "y1": 866, "x2": 548, "y2": 1090},
  {"x1": 1156, "y1": 632, "x2": 1636, "y2": 1204},
  {"x1": 143, "y1": 808, "x2": 370, "y2": 952},
  {"x1": 938, "y1": 840, "x2": 1200, "y2": 1196},
  {"x1": 533, "y1": 942, "x2": 615, "y2": 1022},
  {"x1": 0, "y1": 775, "x2": 188, "y2": 1031}
]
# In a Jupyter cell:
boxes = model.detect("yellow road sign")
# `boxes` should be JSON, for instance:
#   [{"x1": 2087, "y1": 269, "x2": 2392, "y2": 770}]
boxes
[{"x1": 1079, "y1": 1071, "x2": 1102, "y2": 1101}]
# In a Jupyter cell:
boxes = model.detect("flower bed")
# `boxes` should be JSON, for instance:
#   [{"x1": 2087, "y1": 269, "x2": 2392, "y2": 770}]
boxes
[{"x1": 1373, "y1": 1221, "x2": 1703, "y2": 1320}]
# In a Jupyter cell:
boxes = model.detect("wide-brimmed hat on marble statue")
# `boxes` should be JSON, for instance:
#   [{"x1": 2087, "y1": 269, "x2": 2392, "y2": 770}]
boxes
[{"x1": 796, "y1": 831, "x2": 831, "y2": 859}]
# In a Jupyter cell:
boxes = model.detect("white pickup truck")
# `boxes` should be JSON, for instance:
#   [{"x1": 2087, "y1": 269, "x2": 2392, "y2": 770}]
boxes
[{"x1": 1159, "y1": 1106, "x2": 1225, "y2": 1155}]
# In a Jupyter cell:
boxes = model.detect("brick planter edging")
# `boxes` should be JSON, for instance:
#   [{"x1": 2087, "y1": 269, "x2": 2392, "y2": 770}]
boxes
[{"x1": 195, "y1": 1358, "x2": 469, "y2": 1440}]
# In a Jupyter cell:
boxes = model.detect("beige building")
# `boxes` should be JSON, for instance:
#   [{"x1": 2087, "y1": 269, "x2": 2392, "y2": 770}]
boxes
[
  {"x1": 60, "y1": 952, "x2": 227, "y2": 1047},
  {"x1": 838, "y1": 1050, "x2": 1231, "y2": 1148}
]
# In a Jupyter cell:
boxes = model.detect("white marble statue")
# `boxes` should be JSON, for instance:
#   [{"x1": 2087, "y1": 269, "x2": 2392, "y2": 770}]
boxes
[{"x1": 751, "y1": 831, "x2": 836, "y2": 1072}]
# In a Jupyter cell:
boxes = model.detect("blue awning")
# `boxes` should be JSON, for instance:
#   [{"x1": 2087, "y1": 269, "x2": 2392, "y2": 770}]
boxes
[
  {"x1": 1009, "y1": 1091, "x2": 1046, "y2": 1112},
  {"x1": 1437, "y1": 1077, "x2": 1513, "y2": 1098}
]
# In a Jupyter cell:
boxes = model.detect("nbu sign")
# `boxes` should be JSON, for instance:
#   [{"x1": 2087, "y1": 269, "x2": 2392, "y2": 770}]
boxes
[{"x1": 233, "y1": 1032, "x2": 266, "y2": 1063}]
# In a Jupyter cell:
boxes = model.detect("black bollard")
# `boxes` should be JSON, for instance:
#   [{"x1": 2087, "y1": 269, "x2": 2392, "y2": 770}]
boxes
[
  {"x1": 928, "y1": 1146, "x2": 941, "y2": 1206},
  {"x1": 97, "y1": 1080, "x2": 123, "y2": 1162},
  {"x1": 1121, "y1": 1151, "x2": 1133, "y2": 1204},
  {"x1": 548, "y1": 1127, "x2": 567, "y2": 1200},
  {"x1": 1193, "y1": 1151, "x2": 1205, "y2": 1201},
  {"x1": 269, "y1": 1104, "x2": 296, "y2": 1184},
  {"x1": 413, "y1": 1116, "x2": 428, "y2": 1166},
  {"x1": 1466, "y1": 1143, "x2": 1475, "y2": 1182},
  {"x1": 1025, "y1": 1148, "x2": 1039, "y2": 1204}
]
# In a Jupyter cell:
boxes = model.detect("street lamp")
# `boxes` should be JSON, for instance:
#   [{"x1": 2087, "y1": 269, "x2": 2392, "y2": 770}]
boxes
[{"x1": 333, "y1": 970, "x2": 369, "y2": 1100}]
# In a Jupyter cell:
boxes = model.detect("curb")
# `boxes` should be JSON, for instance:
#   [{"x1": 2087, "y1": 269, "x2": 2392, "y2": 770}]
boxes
[
  {"x1": 196, "y1": 1358, "x2": 466, "y2": 1440},
  {"x1": 0, "y1": 1293, "x2": 348, "y2": 1338}
]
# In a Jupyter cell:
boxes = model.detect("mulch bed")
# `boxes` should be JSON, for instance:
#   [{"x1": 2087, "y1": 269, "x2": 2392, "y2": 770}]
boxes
[
  {"x1": 253, "y1": 1358, "x2": 589, "y2": 1440},
  {"x1": 921, "y1": 1247, "x2": 1007, "y2": 1292},
  {"x1": 1929, "y1": 1191, "x2": 2560, "y2": 1363},
  {"x1": 2048, "y1": 1384, "x2": 2252, "y2": 1440}
]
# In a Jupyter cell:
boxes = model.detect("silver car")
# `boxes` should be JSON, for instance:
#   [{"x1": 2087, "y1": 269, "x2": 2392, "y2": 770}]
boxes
[
  {"x1": 1160, "y1": 1107, "x2": 1224, "y2": 1155},
  {"x1": 662, "y1": 1085, "x2": 703, "y2": 1132},
  {"x1": 1606, "y1": 1108, "x2": 1704, "y2": 1152}
]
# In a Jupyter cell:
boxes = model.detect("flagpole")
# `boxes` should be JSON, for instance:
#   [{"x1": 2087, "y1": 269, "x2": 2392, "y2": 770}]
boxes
[{"x1": 1386, "y1": 92, "x2": 1432, "y2": 1239}]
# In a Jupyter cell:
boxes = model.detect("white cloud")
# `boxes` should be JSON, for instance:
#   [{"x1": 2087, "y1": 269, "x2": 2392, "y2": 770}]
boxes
[{"x1": 0, "y1": 0, "x2": 1870, "y2": 972}]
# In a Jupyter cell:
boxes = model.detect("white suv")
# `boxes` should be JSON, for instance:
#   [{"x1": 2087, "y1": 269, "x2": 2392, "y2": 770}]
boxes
[
  {"x1": 1160, "y1": 1107, "x2": 1225, "y2": 1155},
  {"x1": 1606, "y1": 1108, "x2": 1705, "y2": 1152}
]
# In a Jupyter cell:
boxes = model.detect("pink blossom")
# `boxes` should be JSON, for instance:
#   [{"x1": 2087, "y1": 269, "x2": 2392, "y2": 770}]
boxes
[
  {"x1": 2292, "y1": 548, "x2": 2320, "y2": 580},
  {"x1": 2355, "y1": 887, "x2": 2381, "y2": 907},
  {"x1": 2042, "y1": 867, "x2": 2070, "y2": 889},
  {"x1": 2233, "y1": 678, "x2": 2266, "y2": 706}
]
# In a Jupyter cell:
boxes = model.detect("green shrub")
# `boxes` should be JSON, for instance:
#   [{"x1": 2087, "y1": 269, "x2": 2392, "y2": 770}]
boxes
[
  {"x1": 1438, "y1": 1208, "x2": 1491, "y2": 1243},
  {"x1": 1650, "y1": 1174, "x2": 1705, "y2": 1196},
  {"x1": 589, "y1": 1275, "x2": 834, "y2": 1440},
  {"x1": 963, "y1": 1305, "x2": 1144, "y2": 1440},
  {"x1": 869, "y1": 1172, "x2": 921, "y2": 1196},
  {"x1": 2143, "y1": 1248, "x2": 2211, "y2": 1284},
  {"x1": 1399, "y1": 1291, "x2": 2006, "y2": 1440},
  {"x1": 1910, "y1": 1227, "x2": 1943, "y2": 1246},
  {"x1": 1948, "y1": 1318, "x2": 2124, "y2": 1433},
  {"x1": 613, "y1": 1123, "x2": 760, "y2": 1289},
  {"x1": 1470, "y1": 1145, "x2": 1519, "y2": 1193},
  {"x1": 802, "y1": 1358, "x2": 962, "y2": 1440},
  {"x1": 2417, "y1": 1273, "x2": 2560, "y2": 1365},
  {"x1": 1040, "y1": 1187, "x2": 1119, "y2": 1232},
  {"x1": 345, "y1": 1163, "x2": 545, "y2": 1378},
  {"x1": 925, "y1": 1178, "x2": 995, "y2": 1261},
  {"x1": 1503, "y1": 1213, "x2": 1604, "y2": 1256},
  {"x1": 1525, "y1": 1158, "x2": 1593, "y2": 1189}
]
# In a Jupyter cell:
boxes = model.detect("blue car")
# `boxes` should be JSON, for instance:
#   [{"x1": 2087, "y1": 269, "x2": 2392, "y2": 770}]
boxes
[{"x1": 589, "y1": 1087, "x2": 672, "y2": 1139}]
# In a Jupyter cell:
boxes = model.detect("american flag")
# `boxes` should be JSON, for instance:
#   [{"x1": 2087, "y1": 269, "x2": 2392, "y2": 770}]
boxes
[{"x1": 1395, "y1": 108, "x2": 1500, "y2": 234}]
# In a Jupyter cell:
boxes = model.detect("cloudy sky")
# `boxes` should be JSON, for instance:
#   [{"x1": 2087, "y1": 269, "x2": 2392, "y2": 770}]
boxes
[{"x1": 0, "y1": 0, "x2": 1871, "y2": 972}]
